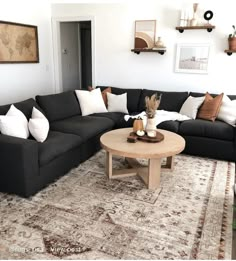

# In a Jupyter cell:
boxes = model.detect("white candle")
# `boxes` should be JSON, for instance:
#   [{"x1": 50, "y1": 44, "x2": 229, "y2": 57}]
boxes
[{"x1": 180, "y1": 9, "x2": 185, "y2": 19}]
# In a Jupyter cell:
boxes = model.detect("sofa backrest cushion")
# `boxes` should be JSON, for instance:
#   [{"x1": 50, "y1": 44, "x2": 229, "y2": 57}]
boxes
[
  {"x1": 97, "y1": 86, "x2": 142, "y2": 113},
  {"x1": 0, "y1": 98, "x2": 42, "y2": 120},
  {"x1": 139, "y1": 89, "x2": 188, "y2": 112},
  {"x1": 191, "y1": 92, "x2": 236, "y2": 101},
  {"x1": 36, "y1": 91, "x2": 81, "y2": 122}
]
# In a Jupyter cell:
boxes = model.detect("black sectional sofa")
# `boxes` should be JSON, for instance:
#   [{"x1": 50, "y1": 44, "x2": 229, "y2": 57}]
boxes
[{"x1": 0, "y1": 86, "x2": 235, "y2": 197}]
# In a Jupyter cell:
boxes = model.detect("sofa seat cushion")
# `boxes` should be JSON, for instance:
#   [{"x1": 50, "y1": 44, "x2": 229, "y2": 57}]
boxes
[
  {"x1": 90, "y1": 112, "x2": 125, "y2": 124},
  {"x1": 179, "y1": 119, "x2": 234, "y2": 141},
  {"x1": 50, "y1": 115, "x2": 114, "y2": 140},
  {"x1": 39, "y1": 131, "x2": 82, "y2": 166},
  {"x1": 157, "y1": 120, "x2": 180, "y2": 133}
]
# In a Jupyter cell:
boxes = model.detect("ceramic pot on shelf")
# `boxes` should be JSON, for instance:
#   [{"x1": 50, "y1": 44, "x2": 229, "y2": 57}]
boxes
[
  {"x1": 155, "y1": 37, "x2": 165, "y2": 48},
  {"x1": 228, "y1": 37, "x2": 236, "y2": 51},
  {"x1": 190, "y1": 3, "x2": 198, "y2": 26}
]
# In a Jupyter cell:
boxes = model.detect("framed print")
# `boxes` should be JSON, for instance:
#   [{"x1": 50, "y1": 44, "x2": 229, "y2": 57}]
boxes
[
  {"x1": 175, "y1": 43, "x2": 210, "y2": 74},
  {"x1": 0, "y1": 20, "x2": 39, "y2": 63},
  {"x1": 134, "y1": 20, "x2": 156, "y2": 49}
]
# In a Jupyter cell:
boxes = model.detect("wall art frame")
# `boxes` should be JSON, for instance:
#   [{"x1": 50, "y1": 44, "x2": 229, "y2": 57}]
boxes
[
  {"x1": 0, "y1": 20, "x2": 39, "y2": 63},
  {"x1": 134, "y1": 20, "x2": 156, "y2": 49},
  {"x1": 175, "y1": 43, "x2": 210, "y2": 74}
]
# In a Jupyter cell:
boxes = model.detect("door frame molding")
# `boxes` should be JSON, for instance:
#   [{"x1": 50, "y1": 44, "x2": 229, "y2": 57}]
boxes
[{"x1": 52, "y1": 16, "x2": 95, "y2": 93}]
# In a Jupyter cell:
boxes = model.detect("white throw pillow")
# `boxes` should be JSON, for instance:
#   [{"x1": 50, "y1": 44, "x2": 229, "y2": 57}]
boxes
[
  {"x1": 75, "y1": 88, "x2": 108, "y2": 116},
  {"x1": 0, "y1": 105, "x2": 29, "y2": 139},
  {"x1": 217, "y1": 95, "x2": 236, "y2": 125},
  {"x1": 179, "y1": 96, "x2": 205, "y2": 119},
  {"x1": 29, "y1": 107, "x2": 49, "y2": 142},
  {"x1": 107, "y1": 92, "x2": 129, "y2": 113}
]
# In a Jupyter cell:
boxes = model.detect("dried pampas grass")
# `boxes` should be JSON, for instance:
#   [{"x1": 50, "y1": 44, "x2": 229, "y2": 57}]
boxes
[{"x1": 145, "y1": 93, "x2": 161, "y2": 118}]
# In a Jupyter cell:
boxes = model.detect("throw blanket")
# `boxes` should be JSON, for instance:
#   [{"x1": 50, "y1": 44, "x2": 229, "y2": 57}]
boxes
[{"x1": 124, "y1": 110, "x2": 191, "y2": 127}]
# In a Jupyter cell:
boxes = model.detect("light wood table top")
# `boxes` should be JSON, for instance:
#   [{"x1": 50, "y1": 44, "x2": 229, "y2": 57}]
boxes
[{"x1": 100, "y1": 128, "x2": 185, "y2": 159}]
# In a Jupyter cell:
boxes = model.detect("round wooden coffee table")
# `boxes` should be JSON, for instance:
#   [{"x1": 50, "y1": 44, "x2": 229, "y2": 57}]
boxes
[{"x1": 100, "y1": 128, "x2": 185, "y2": 189}]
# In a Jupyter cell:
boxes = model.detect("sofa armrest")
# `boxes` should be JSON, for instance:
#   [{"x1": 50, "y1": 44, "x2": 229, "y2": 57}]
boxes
[{"x1": 0, "y1": 134, "x2": 39, "y2": 197}]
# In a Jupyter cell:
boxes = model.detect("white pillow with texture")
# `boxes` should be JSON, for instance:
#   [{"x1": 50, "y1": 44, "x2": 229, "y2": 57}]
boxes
[
  {"x1": 0, "y1": 105, "x2": 29, "y2": 139},
  {"x1": 107, "y1": 92, "x2": 129, "y2": 113},
  {"x1": 29, "y1": 107, "x2": 49, "y2": 142},
  {"x1": 217, "y1": 95, "x2": 236, "y2": 125},
  {"x1": 75, "y1": 88, "x2": 108, "y2": 116},
  {"x1": 179, "y1": 96, "x2": 205, "y2": 119}
]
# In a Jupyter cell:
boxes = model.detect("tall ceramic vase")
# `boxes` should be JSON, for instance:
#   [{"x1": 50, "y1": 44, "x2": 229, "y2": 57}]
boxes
[
  {"x1": 190, "y1": 3, "x2": 198, "y2": 26},
  {"x1": 145, "y1": 118, "x2": 157, "y2": 137}
]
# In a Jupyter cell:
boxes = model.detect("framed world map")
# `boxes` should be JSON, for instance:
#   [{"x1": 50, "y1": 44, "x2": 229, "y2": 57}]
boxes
[{"x1": 0, "y1": 20, "x2": 39, "y2": 63}]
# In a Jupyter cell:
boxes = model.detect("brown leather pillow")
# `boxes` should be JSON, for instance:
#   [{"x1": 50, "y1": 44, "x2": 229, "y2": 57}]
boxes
[
  {"x1": 197, "y1": 92, "x2": 224, "y2": 121},
  {"x1": 88, "y1": 86, "x2": 111, "y2": 107}
]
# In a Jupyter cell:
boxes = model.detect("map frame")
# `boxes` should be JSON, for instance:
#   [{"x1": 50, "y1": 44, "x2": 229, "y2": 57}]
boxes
[{"x1": 0, "y1": 20, "x2": 39, "y2": 63}]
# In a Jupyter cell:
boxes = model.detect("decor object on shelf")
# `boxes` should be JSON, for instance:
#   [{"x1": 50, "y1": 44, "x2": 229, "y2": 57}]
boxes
[
  {"x1": 203, "y1": 10, "x2": 214, "y2": 25},
  {"x1": 228, "y1": 25, "x2": 236, "y2": 51},
  {"x1": 175, "y1": 43, "x2": 210, "y2": 74},
  {"x1": 153, "y1": 36, "x2": 166, "y2": 52},
  {"x1": 134, "y1": 20, "x2": 156, "y2": 49},
  {"x1": 179, "y1": 9, "x2": 188, "y2": 27},
  {"x1": 0, "y1": 20, "x2": 39, "y2": 63},
  {"x1": 190, "y1": 3, "x2": 199, "y2": 26}
]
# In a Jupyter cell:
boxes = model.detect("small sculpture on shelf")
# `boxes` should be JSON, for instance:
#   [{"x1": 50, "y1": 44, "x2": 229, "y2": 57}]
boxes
[
  {"x1": 203, "y1": 10, "x2": 214, "y2": 26},
  {"x1": 153, "y1": 37, "x2": 166, "y2": 51}
]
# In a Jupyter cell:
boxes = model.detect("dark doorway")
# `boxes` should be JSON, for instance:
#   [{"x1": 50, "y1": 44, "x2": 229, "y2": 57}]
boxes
[
  {"x1": 60, "y1": 20, "x2": 92, "y2": 92},
  {"x1": 80, "y1": 21, "x2": 92, "y2": 90}
]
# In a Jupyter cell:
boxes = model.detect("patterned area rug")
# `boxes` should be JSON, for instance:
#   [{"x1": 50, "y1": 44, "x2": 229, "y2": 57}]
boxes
[{"x1": 0, "y1": 151, "x2": 235, "y2": 260}]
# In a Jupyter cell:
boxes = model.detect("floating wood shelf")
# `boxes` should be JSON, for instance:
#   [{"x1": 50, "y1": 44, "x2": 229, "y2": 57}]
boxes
[
  {"x1": 176, "y1": 25, "x2": 215, "y2": 33},
  {"x1": 131, "y1": 48, "x2": 166, "y2": 55},
  {"x1": 224, "y1": 50, "x2": 236, "y2": 56}
]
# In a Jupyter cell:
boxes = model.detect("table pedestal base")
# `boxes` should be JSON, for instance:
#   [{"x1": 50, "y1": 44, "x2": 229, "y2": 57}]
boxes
[{"x1": 105, "y1": 152, "x2": 174, "y2": 189}]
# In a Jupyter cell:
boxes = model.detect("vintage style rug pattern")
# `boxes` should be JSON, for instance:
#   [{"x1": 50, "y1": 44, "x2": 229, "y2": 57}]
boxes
[{"x1": 0, "y1": 151, "x2": 235, "y2": 260}]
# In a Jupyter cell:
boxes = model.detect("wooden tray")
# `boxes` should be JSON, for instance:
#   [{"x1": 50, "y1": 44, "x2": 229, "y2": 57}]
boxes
[{"x1": 128, "y1": 131, "x2": 164, "y2": 143}]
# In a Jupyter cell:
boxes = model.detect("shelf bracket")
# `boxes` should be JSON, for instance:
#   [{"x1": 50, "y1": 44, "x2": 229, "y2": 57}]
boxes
[
  {"x1": 207, "y1": 28, "x2": 213, "y2": 32},
  {"x1": 178, "y1": 29, "x2": 184, "y2": 33},
  {"x1": 227, "y1": 52, "x2": 232, "y2": 56}
]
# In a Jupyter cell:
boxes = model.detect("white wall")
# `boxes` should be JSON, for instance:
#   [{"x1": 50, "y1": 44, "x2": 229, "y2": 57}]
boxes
[
  {"x1": 51, "y1": 0, "x2": 236, "y2": 94},
  {"x1": 0, "y1": 0, "x2": 54, "y2": 105}
]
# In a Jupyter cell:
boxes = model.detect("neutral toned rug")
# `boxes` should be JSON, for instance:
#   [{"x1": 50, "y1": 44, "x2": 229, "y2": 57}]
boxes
[{"x1": 0, "y1": 151, "x2": 235, "y2": 260}]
